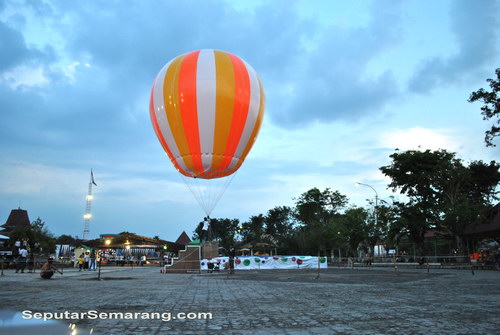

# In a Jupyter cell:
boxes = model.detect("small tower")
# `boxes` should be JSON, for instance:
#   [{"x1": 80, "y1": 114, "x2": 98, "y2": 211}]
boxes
[{"x1": 82, "y1": 169, "x2": 97, "y2": 240}]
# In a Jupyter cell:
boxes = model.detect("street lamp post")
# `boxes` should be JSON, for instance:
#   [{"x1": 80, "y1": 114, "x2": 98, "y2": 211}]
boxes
[{"x1": 355, "y1": 182, "x2": 379, "y2": 256}]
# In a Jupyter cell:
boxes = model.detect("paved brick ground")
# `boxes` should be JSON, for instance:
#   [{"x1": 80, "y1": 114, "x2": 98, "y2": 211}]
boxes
[{"x1": 0, "y1": 266, "x2": 499, "y2": 334}]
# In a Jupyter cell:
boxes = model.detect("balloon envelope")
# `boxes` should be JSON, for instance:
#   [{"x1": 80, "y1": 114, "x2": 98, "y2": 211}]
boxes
[{"x1": 150, "y1": 49, "x2": 265, "y2": 179}]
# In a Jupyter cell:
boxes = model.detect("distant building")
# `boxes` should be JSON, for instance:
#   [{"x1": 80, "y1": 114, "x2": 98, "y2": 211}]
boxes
[
  {"x1": 175, "y1": 231, "x2": 192, "y2": 246},
  {"x1": 1, "y1": 208, "x2": 31, "y2": 236},
  {"x1": 80, "y1": 232, "x2": 183, "y2": 260},
  {"x1": 464, "y1": 202, "x2": 500, "y2": 239}
]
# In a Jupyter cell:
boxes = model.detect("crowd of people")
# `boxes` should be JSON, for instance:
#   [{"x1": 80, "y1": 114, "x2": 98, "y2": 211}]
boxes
[
  {"x1": 73, "y1": 251, "x2": 98, "y2": 271},
  {"x1": 6, "y1": 244, "x2": 62, "y2": 279}
]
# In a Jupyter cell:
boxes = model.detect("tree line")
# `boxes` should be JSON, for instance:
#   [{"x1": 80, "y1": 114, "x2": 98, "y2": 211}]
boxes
[{"x1": 194, "y1": 148, "x2": 499, "y2": 257}]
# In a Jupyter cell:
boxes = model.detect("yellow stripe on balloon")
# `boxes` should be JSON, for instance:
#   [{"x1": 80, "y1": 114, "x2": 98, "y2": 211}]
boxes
[
  {"x1": 164, "y1": 55, "x2": 196, "y2": 176},
  {"x1": 211, "y1": 50, "x2": 236, "y2": 175}
]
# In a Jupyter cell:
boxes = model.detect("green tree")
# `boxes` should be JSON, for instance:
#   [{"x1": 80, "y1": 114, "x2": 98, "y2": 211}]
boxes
[
  {"x1": 262, "y1": 206, "x2": 295, "y2": 251},
  {"x1": 335, "y1": 207, "x2": 369, "y2": 256},
  {"x1": 294, "y1": 188, "x2": 348, "y2": 225},
  {"x1": 9, "y1": 217, "x2": 56, "y2": 254},
  {"x1": 239, "y1": 214, "x2": 265, "y2": 244},
  {"x1": 293, "y1": 188, "x2": 349, "y2": 255},
  {"x1": 393, "y1": 200, "x2": 430, "y2": 255},
  {"x1": 56, "y1": 234, "x2": 77, "y2": 245},
  {"x1": 380, "y1": 150, "x2": 454, "y2": 254},
  {"x1": 381, "y1": 149, "x2": 500, "y2": 254},
  {"x1": 365, "y1": 199, "x2": 398, "y2": 255},
  {"x1": 468, "y1": 68, "x2": 500, "y2": 146},
  {"x1": 437, "y1": 159, "x2": 499, "y2": 252}
]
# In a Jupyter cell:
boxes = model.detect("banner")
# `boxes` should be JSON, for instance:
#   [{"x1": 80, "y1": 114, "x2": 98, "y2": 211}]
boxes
[{"x1": 200, "y1": 255, "x2": 328, "y2": 270}]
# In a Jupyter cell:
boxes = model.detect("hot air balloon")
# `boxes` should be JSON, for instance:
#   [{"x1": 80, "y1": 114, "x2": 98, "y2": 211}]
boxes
[{"x1": 149, "y1": 49, "x2": 265, "y2": 215}]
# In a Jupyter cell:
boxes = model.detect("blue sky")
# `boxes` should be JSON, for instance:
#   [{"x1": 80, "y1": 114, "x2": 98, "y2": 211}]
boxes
[{"x1": 0, "y1": 0, "x2": 499, "y2": 241}]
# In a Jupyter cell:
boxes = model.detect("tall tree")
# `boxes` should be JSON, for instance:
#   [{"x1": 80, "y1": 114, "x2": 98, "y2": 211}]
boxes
[
  {"x1": 293, "y1": 188, "x2": 349, "y2": 255},
  {"x1": 239, "y1": 214, "x2": 265, "y2": 244},
  {"x1": 380, "y1": 149, "x2": 455, "y2": 254},
  {"x1": 294, "y1": 188, "x2": 348, "y2": 225},
  {"x1": 335, "y1": 207, "x2": 369, "y2": 256},
  {"x1": 263, "y1": 206, "x2": 295, "y2": 251},
  {"x1": 381, "y1": 149, "x2": 500, "y2": 254},
  {"x1": 365, "y1": 199, "x2": 398, "y2": 255},
  {"x1": 468, "y1": 68, "x2": 500, "y2": 147},
  {"x1": 437, "y1": 159, "x2": 500, "y2": 252}
]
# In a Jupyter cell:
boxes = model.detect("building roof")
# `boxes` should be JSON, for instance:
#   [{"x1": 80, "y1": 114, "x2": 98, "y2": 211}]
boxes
[
  {"x1": 175, "y1": 231, "x2": 192, "y2": 245},
  {"x1": 1, "y1": 209, "x2": 30, "y2": 235},
  {"x1": 82, "y1": 232, "x2": 184, "y2": 251},
  {"x1": 464, "y1": 203, "x2": 500, "y2": 238}
]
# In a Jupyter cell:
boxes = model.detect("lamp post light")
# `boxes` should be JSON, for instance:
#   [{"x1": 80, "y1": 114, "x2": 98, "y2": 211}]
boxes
[{"x1": 355, "y1": 182, "x2": 379, "y2": 255}]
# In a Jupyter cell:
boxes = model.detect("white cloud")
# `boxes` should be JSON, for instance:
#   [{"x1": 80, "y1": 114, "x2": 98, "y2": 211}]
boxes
[
  {"x1": 252, "y1": 120, "x2": 382, "y2": 167},
  {"x1": 379, "y1": 127, "x2": 460, "y2": 152},
  {"x1": 61, "y1": 61, "x2": 92, "y2": 84},
  {"x1": 2, "y1": 66, "x2": 49, "y2": 89}
]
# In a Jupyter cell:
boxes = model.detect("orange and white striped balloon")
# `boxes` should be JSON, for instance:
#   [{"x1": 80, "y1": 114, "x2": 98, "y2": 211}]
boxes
[{"x1": 150, "y1": 49, "x2": 265, "y2": 179}]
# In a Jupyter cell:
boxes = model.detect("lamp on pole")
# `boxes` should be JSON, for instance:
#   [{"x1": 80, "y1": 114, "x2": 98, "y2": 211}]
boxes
[{"x1": 355, "y1": 182, "x2": 379, "y2": 254}]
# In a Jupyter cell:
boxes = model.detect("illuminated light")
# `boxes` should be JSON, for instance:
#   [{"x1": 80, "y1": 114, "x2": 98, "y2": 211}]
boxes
[
  {"x1": 126, "y1": 245, "x2": 130, "y2": 250},
  {"x1": 86, "y1": 195, "x2": 94, "y2": 201},
  {"x1": 105, "y1": 239, "x2": 111, "y2": 246},
  {"x1": 83, "y1": 213, "x2": 92, "y2": 219}
]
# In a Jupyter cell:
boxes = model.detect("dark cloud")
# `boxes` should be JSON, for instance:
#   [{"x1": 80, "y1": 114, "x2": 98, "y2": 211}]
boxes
[
  {"x1": 0, "y1": 0, "x2": 318, "y2": 160},
  {"x1": 408, "y1": 0, "x2": 498, "y2": 93},
  {"x1": 0, "y1": 1, "x2": 56, "y2": 71},
  {"x1": 0, "y1": 21, "x2": 32, "y2": 71},
  {"x1": 269, "y1": 1, "x2": 403, "y2": 125}
]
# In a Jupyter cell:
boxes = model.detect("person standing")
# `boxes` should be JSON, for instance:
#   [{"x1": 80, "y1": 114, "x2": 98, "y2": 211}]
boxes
[
  {"x1": 27, "y1": 253, "x2": 35, "y2": 273},
  {"x1": 89, "y1": 251, "x2": 96, "y2": 271},
  {"x1": 228, "y1": 246, "x2": 236, "y2": 275},
  {"x1": 71, "y1": 253, "x2": 77, "y2": 268},
  {"x1": 201, "y1": 217, "x2": 210, "y2": 242},
  {"x1": 77, "y1": 253, "x2": 84, "y2": 271},
  {"x1": 84, "y1": 252, "x2": 90, "y2": 270},
  {"x1": 15, "y1": 247, "x2": 28, "y2": 273}
]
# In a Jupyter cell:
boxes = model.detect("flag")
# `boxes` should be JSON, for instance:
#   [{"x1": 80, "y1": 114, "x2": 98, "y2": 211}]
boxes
[{"x1": 91, "y1": 169, "x2": 97, "y2": 186}]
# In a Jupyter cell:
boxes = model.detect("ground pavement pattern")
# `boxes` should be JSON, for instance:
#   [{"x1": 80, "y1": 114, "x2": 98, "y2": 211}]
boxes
[{"x1": 0, "y1": 266, "x2": 499, "y2": 335}]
